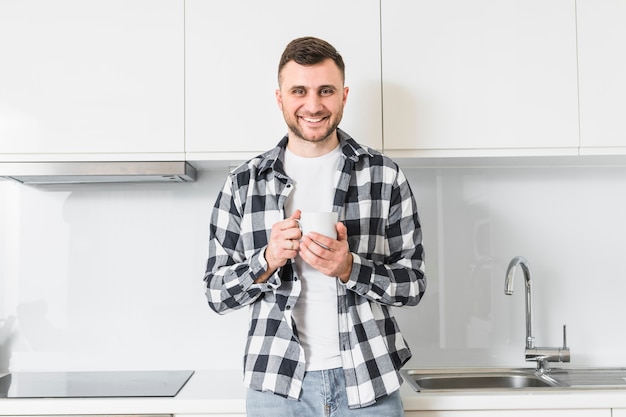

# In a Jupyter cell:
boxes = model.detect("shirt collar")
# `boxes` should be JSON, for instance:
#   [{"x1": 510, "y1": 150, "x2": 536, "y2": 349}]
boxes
[{"x1": 257, "y1": 128, "x2": 373, "y2": 176}]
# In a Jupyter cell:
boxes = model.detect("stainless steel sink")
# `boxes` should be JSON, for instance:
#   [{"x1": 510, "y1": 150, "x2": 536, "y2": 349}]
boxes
[
  {"x1": 402, "y1": 368, "x2": 626, "y2": 392},
  {"x1": 403, "y1": 368, "x2": 561, "y2": 392},
  {"x1": 549, "y1": 368, "x2": 626, "y2": 388}
]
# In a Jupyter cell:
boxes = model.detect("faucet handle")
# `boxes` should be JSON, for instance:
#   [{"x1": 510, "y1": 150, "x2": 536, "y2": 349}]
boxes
[
  {"x1": 559, "y1": 324, "x2": 571, "y2": 364},
  {"x1": 525, "y1": 324, "x2": 571, "y2": 371}
]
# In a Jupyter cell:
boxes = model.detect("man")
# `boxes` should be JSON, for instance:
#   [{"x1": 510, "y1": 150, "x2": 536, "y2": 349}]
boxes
[{"x1": 204, "y1": 36, "x2": 426, "y2": 416}]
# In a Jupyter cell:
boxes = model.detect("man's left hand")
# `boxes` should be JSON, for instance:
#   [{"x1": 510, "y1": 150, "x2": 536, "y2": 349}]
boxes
[{"x1": 298, "y1": 221, "x2": 353, "y2": 283}]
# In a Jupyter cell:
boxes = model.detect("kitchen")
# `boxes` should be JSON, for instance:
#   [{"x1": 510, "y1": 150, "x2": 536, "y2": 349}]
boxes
[{"x1": 2, "y1": 0, "x2": 626, "y2": 415}]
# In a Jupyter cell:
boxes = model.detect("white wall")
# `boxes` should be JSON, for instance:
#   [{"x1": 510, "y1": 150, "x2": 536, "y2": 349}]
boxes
[
  {"x1": 1, "y1": 163, "x2": 626, "y2": 372},
  {"x1": 399, "y1": 164, "x2": 626, "y2": 369}
]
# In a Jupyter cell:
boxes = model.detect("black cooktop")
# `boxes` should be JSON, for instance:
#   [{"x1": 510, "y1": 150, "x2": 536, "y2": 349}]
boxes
[{"x1": 0, "y1": 370, "x2": 194, "y2": 398}]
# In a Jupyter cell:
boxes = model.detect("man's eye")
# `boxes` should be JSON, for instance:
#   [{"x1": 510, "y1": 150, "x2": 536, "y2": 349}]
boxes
[
  {"x1": 292, "y1": 88, "x2": 305, "y2": 95},
  {"x1": 320, "y1": 88, "x2": 335, "y2": 96}
]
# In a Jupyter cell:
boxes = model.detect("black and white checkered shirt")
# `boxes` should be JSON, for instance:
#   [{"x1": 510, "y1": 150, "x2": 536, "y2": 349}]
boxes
[{"x1": 204, "y1": 129, "x2": 426, "y2": 409}]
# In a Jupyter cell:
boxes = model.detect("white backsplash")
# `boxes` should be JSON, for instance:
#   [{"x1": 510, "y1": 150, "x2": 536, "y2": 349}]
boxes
[{"x1": 1, "y1": 164, "x2": 626, "y2": 372}]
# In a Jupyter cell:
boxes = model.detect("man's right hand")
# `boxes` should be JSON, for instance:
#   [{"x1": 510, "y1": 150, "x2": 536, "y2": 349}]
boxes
[{"x1": 254, "y1": 210, "x2": 302, "y2": 283}]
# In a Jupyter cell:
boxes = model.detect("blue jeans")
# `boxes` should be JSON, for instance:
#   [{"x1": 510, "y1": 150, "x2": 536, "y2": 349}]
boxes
[{"x1": 246, "y1": 368, "x2": 405, "y2": 417}]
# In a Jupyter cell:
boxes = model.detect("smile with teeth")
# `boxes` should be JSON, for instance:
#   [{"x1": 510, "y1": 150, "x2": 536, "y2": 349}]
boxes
[{"x1": 300, "y1": 115, "x2": 327, "y2": 123}]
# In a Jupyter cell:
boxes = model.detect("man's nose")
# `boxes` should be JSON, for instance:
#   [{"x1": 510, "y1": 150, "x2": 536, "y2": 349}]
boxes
[{"x1": 303, "y1": 93, "x2": 323, "y2": 112}]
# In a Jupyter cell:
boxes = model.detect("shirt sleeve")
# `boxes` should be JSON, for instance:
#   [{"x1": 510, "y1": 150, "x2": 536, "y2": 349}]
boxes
[
  {"x1": 203, "y1": 175, "x2": 281, "y2": 314},
  {"x1": 341, "y1": 167, "x2": 426, "y2": 307}
]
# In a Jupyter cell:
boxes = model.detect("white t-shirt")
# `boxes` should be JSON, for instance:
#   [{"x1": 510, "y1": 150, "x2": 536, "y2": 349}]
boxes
[{"x1": 283, "y1": 144, "x2": 343, "y2": 371}]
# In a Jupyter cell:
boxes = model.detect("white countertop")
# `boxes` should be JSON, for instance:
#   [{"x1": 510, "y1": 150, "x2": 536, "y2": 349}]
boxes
[
  {"x1": 3, "y1": 370, "x2": 626, "y2": 415},
  {"x1": 0, "y1": 370, "x2": 247, "y2": 415}
]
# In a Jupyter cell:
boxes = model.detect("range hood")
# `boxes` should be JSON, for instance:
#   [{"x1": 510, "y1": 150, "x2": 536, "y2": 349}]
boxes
[{"x1": 0, "y1": 161, "x2": 196, "y2": 184}]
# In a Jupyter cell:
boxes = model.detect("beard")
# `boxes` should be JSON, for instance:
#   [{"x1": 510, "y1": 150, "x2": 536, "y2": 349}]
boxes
[{"x1": 283, "y1": 109, "x2": 343, "y2": 144}]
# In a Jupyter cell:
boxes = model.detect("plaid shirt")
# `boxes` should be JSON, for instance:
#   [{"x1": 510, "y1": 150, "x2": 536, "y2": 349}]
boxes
[{"x1": 204, "y1": 129, "x2": 426, "y2": 409}]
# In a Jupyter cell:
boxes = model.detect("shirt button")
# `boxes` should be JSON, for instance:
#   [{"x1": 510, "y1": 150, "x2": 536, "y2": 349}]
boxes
[{"x1": 285, "y1": 305, "x2": 291, "y2": 310}]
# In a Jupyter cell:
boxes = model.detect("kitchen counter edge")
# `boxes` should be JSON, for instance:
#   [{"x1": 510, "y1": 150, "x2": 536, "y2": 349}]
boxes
[{"x1": 3, "y1": 370, "x2": 626, "y2": 414}]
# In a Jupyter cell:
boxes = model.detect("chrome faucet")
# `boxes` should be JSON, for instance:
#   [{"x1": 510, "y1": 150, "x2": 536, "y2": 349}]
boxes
[{"x1": 504, "y1": 256, "x2": 570, "y2": 373}]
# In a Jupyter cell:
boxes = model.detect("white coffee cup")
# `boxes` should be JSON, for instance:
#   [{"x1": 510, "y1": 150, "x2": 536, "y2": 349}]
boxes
[{"x1": 297, "y1": 211, "x2": 338, "y2": 239}]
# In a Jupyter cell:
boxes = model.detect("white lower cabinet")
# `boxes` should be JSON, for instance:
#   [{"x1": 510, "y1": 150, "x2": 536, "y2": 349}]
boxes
[
  {"x1": 405, "y1": 410, "x2": 610, "y2": 417},
  {"x1": 612, "y1": 410, "x2": 626, "y2": 417}
]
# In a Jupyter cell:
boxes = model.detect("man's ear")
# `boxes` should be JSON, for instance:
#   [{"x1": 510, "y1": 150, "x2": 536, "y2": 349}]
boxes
[{"x1": 275, "y1": 89, "x2": 283, "y2": 110}]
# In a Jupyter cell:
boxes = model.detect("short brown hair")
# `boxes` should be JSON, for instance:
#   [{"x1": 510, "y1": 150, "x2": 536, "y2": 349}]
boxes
[{"x1": 278, "y1": 37, "x2": 345, "y2": 84}]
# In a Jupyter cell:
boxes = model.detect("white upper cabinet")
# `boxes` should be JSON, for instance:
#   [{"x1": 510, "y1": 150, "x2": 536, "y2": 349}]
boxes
[
  {"x1": 0, "y1": 0, "x2": 184, "y2": 162},
  {"x1": 577, "y1": 0, "x2": 626, "y2": 154},
  {"x1": 6, "y1": 1, "x2": 619, "y2": 164},
  {"x1": 184, "y1": 0, "x2": 382, "y2": 160},
  {"x1": 381, "y1": 0, "x2": 580, "y2": 157}
]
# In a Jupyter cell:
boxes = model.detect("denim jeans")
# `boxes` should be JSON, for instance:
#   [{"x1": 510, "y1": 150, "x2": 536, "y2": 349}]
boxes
[{"x1": 246, "y1": 368, "x2": 405, "y2": 417}]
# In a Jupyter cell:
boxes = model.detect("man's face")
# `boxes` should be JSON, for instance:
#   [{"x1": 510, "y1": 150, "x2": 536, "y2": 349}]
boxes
[{"x1": 276, "y1": 59, "x2": 348, "y2": 146}]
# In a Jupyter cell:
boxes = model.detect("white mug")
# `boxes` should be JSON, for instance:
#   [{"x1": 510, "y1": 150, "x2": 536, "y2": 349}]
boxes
[{"x1": 296, "y1": 211, "x2": 338, "y2": 239}]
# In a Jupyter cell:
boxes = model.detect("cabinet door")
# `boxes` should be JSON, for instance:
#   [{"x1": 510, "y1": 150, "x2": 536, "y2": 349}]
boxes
[
  {"x1": 405, "y1": 409, "x2": 609, "y2": 417},
  {"x1": 381, "y1": 0, "x2": 579, "y2": 157},
  {"x1": 0, "y1": 0, "x2": 184, "y2": 162},
  {"x1": 185, "y1": 0, "x2": 382, "y2": 160},
  {"x1": 577, "y1": 0, "x2": 626, "y2": 153}
]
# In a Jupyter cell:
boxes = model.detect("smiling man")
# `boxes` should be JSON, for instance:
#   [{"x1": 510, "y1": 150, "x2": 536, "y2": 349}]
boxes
[
  {"x1": 276, "y1": 55, "x2": 347, "y2": 153},
  {"x1": 204, "y1": 37, "x2": 426, "y2": 416}
]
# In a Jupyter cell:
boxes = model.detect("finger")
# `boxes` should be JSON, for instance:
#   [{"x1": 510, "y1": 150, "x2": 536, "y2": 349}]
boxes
[
  {"x1": 289, "y1": 209, "x2": 302, "y2": 221},
  {"x1": 273, "y1": 218, "x2": 300, "y2": 239},
  {"x1": 301, "y1": 235, "x2": 331, "y2": 258},
  {"x1": 281, "y1": 227, "x2": 302, "y2": 242},
  {"x1": 305, "y1": 232, "x2": 335, "y2": 250},
  {"x1": 299, "y1": 239, "x2": 336, "y2": 276},
  {"x1": 336, "y1": 221, "x2": 348, "y2": 242},
  {"x1": 300, "y1": 235, "x2": 352, "y2": 278},
  {"x1": 266, "y1": 218, "x2": 301, "y2": 268},
  {"x1": 280, "y1": 212, "x2": 302, "y2": 236},
  {"x1": 286, "y1": 239, "x2": 299, "y2": 251}
]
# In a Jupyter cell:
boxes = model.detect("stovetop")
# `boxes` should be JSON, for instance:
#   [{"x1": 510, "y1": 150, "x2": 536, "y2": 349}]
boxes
[{"x1": 0, "y1": 370, "x2": 194, "y2": 398}]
